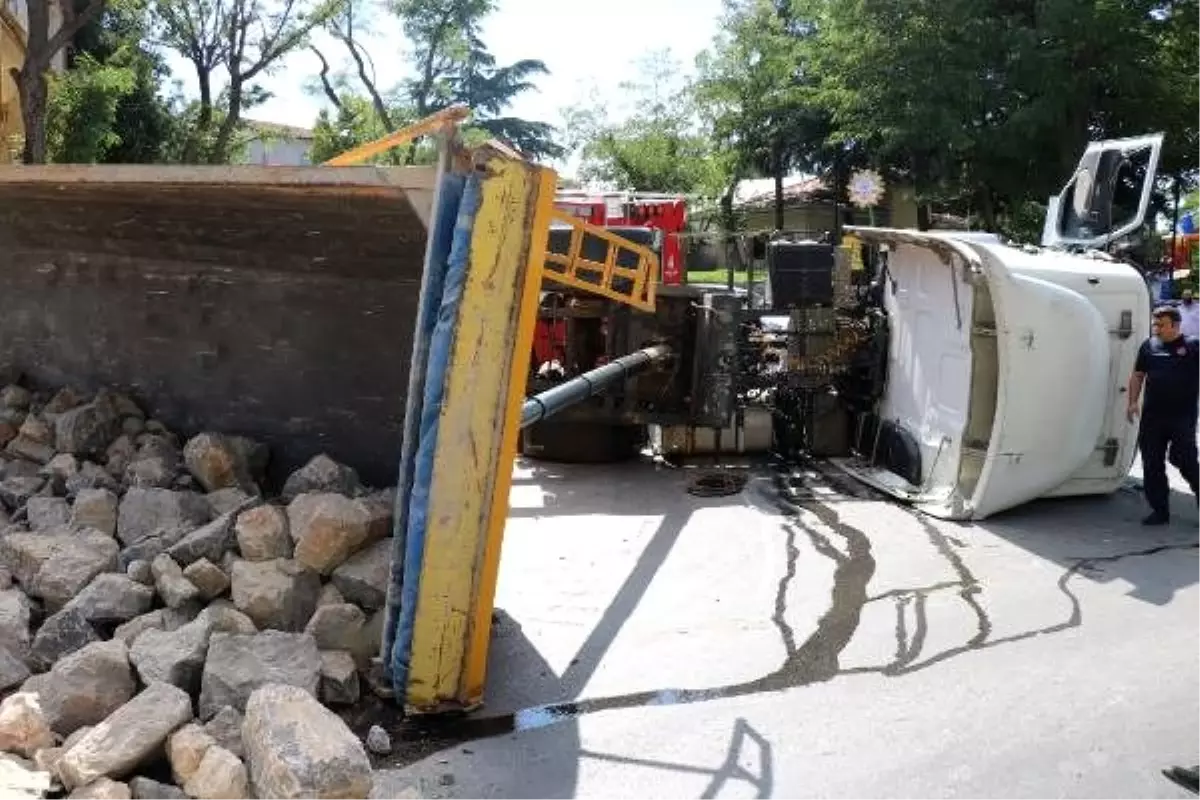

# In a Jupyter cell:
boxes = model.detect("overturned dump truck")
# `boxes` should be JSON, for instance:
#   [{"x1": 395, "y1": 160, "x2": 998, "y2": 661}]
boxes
[{"x1": 0, "y1": 117, "x2": 1166, "y2": 717}]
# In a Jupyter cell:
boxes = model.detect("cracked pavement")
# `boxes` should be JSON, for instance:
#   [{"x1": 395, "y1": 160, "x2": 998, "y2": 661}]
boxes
[{"x1": 373, "y1": 456, "x2": 1198, "y2": 799}]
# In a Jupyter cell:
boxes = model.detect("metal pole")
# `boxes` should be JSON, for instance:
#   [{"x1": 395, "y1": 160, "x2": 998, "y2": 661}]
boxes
[
  {"x1": 520, "y1": 345, "x2": 673, "y2": 429},
  {"x1": 1169, "y1": 176, "x2": 1182, "y2": 295}
]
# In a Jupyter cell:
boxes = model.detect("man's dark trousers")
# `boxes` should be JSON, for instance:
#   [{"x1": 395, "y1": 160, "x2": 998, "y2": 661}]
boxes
[{"x1": 1140, "y1": 414, "x2": 1200, "y2": 515}]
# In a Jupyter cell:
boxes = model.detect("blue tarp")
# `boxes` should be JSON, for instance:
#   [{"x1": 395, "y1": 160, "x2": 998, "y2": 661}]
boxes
[{"x1": 385, "y1": 170, "x2": 482, "y2": 699}]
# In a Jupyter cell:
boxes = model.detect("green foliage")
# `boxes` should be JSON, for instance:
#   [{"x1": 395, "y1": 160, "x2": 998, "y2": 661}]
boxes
[
  {"x1": 695, "y1": 0, "x2": 832, "y2": 180},
  {"x1": 46, "y1": 0, "x2": 178, "y2": 163},
  {"x1": 805, "y1": 0, "x2": 1200, "y2": 228},
  {"x1": 388, "y1": 0, "x2": 563, "y2": 159},
  {"x1": 47, "y1": 52, "x2": 136, "y2": 162},
  {"x1": 310, "y1": 95, "x2": 429, "y2": 163},
  {"x1": 563, "y1": 50, "x2": 729, "y2": 195}
]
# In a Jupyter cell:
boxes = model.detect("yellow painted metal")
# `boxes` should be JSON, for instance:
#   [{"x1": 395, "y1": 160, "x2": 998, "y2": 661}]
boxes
[
  {"x1": 543, "y1": 209, "x2": 659, "y2": 312},
  {"x1": 460, "y1": 165, "x2": 558, "y2": 704},
  {"x1": 404, "y1": 150, "x2": 552, "y2": 712},
  {"x1": 322, "y1": 106, "x2": 470, "y2": 167}
]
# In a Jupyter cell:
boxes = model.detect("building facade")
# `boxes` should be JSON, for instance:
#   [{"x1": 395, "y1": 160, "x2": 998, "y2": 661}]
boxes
[
  {"x1": 240, "y1": 120, "x2": 315, "y2": 166},
  {"x1": 0, "y1": 0, "x2": 66, "y2": 163}
]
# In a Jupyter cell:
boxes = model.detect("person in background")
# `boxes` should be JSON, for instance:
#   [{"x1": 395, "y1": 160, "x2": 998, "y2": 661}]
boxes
[
  {"x1": 1178, "y1": 288, "x2": 1199, "y2": 339},
  {"x1": 1126, "y1": 306, "x2": 1200, "y2": 525}
]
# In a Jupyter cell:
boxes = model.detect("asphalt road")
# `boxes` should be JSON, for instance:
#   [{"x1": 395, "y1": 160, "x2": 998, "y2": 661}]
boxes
[{"x1": 375, "y1": 456, "x2": 1198, "y2": 799}]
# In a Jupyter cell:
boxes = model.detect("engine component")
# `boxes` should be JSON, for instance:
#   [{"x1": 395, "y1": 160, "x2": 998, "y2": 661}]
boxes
[{"x1": 767, "y1": 241, "x2": 836, "y2": 309}]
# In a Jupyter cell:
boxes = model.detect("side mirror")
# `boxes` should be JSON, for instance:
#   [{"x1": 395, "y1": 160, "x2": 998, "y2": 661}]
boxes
[{"x1": 1044, "y1": 133, "x2": 1163, "y2": 250}]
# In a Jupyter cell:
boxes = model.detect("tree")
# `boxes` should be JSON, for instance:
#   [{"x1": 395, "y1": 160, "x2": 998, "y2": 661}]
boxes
[
  {"x1": 694, "y1": 0, "x2": 833, "y2": 229},
  {"x1": 389, "y1": 0, "x2": 562, "y2": 160},
  {"x1": 153, "y1": 0, "x2": 340, "y2": 162},
  {"x1": 13, "y1": 0, "x2": 109, "y2": 162},
  {"x1": 563, "y1": 51, "x2": 727, "y2": 195},
  {"x1": 806, "y1": 0, "x2": 1199, "y2": 231},
  {"x1": 46, "y1": 0, "x2": 178, "y2": 163}
]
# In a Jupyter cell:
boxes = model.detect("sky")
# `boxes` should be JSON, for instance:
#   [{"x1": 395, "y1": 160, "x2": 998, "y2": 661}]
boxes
[{"x1": 162, "y1": 0, "x2": 725, "y2": 169}]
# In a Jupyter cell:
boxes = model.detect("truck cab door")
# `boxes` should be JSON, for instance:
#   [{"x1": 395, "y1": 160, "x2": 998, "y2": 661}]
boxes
[{"x1": 1042, "y1": 134, "x2": 1164, "y2": 250}]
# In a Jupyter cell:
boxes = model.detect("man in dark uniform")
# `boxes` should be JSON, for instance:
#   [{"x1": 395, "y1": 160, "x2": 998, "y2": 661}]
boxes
[{"x1": 1126, "y1": 305, "x2": 1200, "y2": 525}]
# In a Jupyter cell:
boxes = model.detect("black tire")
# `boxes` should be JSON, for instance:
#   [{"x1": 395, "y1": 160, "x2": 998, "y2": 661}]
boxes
[{"x1": 521, "y1": 420, "x2": 644, "y2": 464}]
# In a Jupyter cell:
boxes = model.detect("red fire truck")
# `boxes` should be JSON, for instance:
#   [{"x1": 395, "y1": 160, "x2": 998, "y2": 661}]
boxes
[
  {"x1": 553, "y1": 190, "x2": 687, "y2": 286},
  {"x1": 531, "y1": 190, "x2": 688, "y2": 375}
]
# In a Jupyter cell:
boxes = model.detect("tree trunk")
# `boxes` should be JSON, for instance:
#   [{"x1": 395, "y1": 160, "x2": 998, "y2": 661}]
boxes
[
  {"x1": 772, "y1": 140, "x2": 785, "y2": 231},
  {"x1": 17, "y1": 0, "x2": 49, "y2": 164},
  {"x1": 15, "y1": 67, "x2": 48, "y2": 164},
  {"x1": 210, "y1": 81, "x2": 242, "y2": 164},
  {"x1": 182, "y1": 66, "x2": 213, "y2": 164},
  {"x1": 16, "y1": 0, "x2": 107, "y2": 163}
]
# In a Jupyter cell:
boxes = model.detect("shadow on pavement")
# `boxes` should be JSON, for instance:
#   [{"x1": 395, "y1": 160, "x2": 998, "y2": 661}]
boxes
[{"x1": 965, "y1": 485, "x2": 1198, "y2": 606}]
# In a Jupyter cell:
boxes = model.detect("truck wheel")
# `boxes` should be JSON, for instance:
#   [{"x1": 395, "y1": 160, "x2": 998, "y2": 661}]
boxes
[{"x1": 521, "y1": 421, "x2": 644, "y2": 464}]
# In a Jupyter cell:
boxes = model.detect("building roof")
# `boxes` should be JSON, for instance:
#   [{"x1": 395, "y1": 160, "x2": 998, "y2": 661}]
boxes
[
  {"x1": 733, "y1": 175, "x2": 831, "y2": 209},
  {"x1": 243, "y1": 119, "x2": 315, "y2": 141}
]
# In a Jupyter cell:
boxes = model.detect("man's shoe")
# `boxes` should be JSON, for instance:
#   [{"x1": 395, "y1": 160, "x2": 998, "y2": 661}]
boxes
[
  {"x1": 1163, "y1": 765, "x2": 1199, "y2": 794},
  {"x1": 1141, "y1": 512, "x2": 1170, "y2": 526}
]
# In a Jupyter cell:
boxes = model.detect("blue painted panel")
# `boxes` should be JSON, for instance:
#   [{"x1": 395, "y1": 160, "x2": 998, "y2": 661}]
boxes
[{"x1": 386, "y1": 171, "x2": 482, "y2": 698}]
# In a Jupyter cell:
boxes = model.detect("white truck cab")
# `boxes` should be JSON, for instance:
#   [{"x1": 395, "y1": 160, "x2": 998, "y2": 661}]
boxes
[{"x1": 837, "y1": 134, "x2": 1163, "y2": 519}]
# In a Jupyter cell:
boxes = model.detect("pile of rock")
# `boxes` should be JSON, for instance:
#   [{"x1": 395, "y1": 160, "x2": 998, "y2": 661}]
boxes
[{"x1": 0, "y1": 383, "x2": 395, "y2": 798}]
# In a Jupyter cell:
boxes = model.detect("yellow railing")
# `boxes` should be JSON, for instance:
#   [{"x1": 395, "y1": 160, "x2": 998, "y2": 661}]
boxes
[
  {"x1": 543, "y1": 210, "x2": 659, "y2": 312},
  {"x1": 321, "y1": 106, "x2": 471, "y2": 166}
]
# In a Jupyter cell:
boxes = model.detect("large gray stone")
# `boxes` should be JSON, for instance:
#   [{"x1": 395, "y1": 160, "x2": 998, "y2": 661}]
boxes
[
  {"x1": 1, "y1": 530, "x2": 120, "y2": 610},
  {"x1": 20, "y1": 640, "x2": 135, "y2": 737},
  {"x1": 0, "y1": 645, "x2": 30, "y2": 692},
  {"x1": 181, "y1": 745, "x2": 247, "y2": 800},
  {"x1": 71, "y1": 490, "x2": 118, "y2": 537},
  {"x1": 54, "y1": 398, "x2": 122, "y2": 459},
  {"x1": 287, "y1": 493, "x2": 389, "y2": 575},
  {"x1": 165, "y1": 723, "x2": 216, "y2": 788},
  {"x1": 242, "y1": 683, "x2": 372, "y2": 799},
  {"x1": 129, "y1": 603, "x2": 255, "y2": 695},
  {"x1": 165, "y1": 511, "x2": 241, "y2": 567},
  {"x1": 65, "y1": 574, "x2": 155, "y2": 625},
  {"x1": 198, "y1": 631, "x2": 321, "y2": 719},
  {"x1": 115, "y1": 489, "x2": 210, "y2": 547},
  {"x1": 65, "y1": 463, "x2": 119, "y2": 499},
  {"x1": 304, "y1": 603, "x2": 366, "y2": 652},
  {"x1": 150, "y1": 555, "x2": 200, "y2": 609},
  {"x1": 181, "y1": 559, "x2": 229, "y2": 600},
  {"x1": 202, "y1": 707, "x2": 244, "y2": 760},
  {"x1": 182, "y1": 434, "x2": 265, "y2": 495},
  {"x1": 318, "y1": 650, "x2": 360, "y2": 706},
  {"x1": 111, "y1": 605, "x2": 200, "y2": 647},
  {"x1": 29, "y1": 608, "x2": 101, "y2": 672},
  {"x1": 0, "y1": 587, "x2": 33, "y2": 661},
  {"x1": 25, "y1": 498, "x2": 70, "y2": 531},
  {"x1": 0, "y1": 476, "x2": 46, "y2": 509},
  {"x1": 229, "y1": 558, "x2": 320, "y2": 632},
  {"x1": 57, "y1": 682, "x2": 193, "y2": 790},
  {"x1": 330, "y1": 538, "x2": 391, "y2": 611},
  {"x1": 233, "y1": 504, "x2": 291, "y2": 561},
  {"x1": 205, "y1": 489, "x2": 253, "y2": 518},
  {"x1": 280, "y1": 455, "x2": 361, "y2": 502}
]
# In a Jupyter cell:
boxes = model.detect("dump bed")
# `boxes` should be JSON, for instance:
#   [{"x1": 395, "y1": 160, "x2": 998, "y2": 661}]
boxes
[{"x1": 0, "y1": 165, "x2": 435, "y2": 487}]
